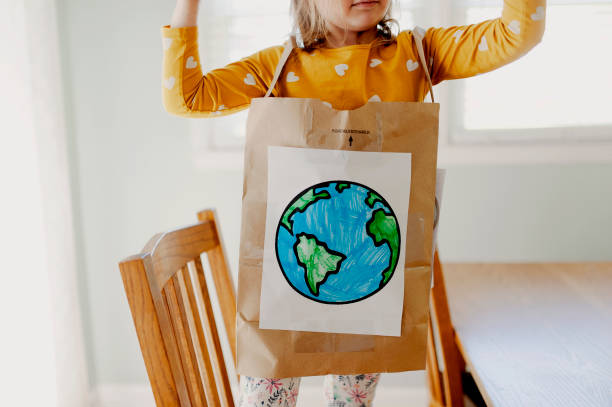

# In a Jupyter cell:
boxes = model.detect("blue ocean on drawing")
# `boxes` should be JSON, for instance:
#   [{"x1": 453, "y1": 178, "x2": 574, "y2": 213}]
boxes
[{"x1": 275, "y1": 181, "x2": 400, "y2": 304}]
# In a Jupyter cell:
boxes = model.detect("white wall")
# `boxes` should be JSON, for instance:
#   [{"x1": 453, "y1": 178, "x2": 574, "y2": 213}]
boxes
[{"x1": 57, "y1": 0, "x2": 612, "y2": 396}]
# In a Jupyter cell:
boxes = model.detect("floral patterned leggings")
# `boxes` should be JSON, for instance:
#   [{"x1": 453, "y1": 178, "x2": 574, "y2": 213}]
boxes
[{"x1": 238, "y1": 373, "x2": 381, "y2": 407}]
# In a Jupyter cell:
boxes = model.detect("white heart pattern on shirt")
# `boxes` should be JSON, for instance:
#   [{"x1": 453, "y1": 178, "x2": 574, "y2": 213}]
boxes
[
  {"x1": 244, "y1": 73, "x2": 256, "y2": 86},
  {"x1": 508, "y1": 20, "x2": 521, "y2": 34},
  {"x1": 478, "y1": 36, "x2": 488, "y2": 51},
  {"x1": 368, "y1": 94, "x2": 381, "y2": 102},
  {"x1": 286, "y1": 72, "x2": 299, "y2": 82},
  {"x1": 212, "y1": 105, "x2": 226, "y2": 115},
  {"x1": 163, "y1": 38, "x2": 173, "y2": 51},
  {"x1": 186, "y1": 56, "x2": 198, "y2": 69},
  {"x1": 335, "y1": 64, "x2": 349, "y2": 76},
  {"x1": 531, "y1": 6, "x2": 545, "y2": 21},
  {"x1": 452, "y1": 30, "x2": 464, "y2": 44},
  {"x1": 406, "y1": 60, "x2": 419, "y2": 72},
  {"x1": 163, "y1": 76, "x2": 176, "y2": 90},
  {"x1": 369, "y1": 59, "x2": 382, "y2": 68}
]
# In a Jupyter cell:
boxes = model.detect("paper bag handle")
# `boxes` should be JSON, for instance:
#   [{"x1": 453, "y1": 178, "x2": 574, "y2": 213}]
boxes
[
  {"x1": 265, "y1": 28, "x2": 435, "y2": 103},
  {"x1": 411, "y1": 26, "x2": 435, "y2": 103},
  {"x1": 265, "y1": 36, "x2": 297, "y2": 97}
]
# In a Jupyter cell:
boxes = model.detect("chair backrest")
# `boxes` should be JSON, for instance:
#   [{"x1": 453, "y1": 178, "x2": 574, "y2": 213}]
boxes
[
  {"x1": 426, "y1": 250, "x2": 465, "y2": 407},
  {"x1": 120, "y1": 211, "x2": 235, "y2": 407}
]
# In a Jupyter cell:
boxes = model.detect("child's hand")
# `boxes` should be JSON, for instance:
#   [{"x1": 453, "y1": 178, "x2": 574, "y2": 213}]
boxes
[{"x1": 171, "y1": 0, "x2": 200, "y2": 28}]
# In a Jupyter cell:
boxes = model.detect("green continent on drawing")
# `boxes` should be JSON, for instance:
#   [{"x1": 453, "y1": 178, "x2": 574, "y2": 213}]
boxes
[
  {"x1": 281, "y1": 187, "x2": 331, "y2": 234},
  {"x1": 366, "y1": 209, "x2": 399, "y2": 286},
  {"x1": 335, "y1": 183, "x2": 350, "y2": 193},
  {"x1": 293, "y1": 233, "x2": 346, "y2": 296},
  {"x1": 365, "y1": 191, "x2": 383, "y2": 208}
]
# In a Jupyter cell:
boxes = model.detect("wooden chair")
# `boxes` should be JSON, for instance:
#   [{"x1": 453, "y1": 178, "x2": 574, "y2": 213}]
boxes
[
  {"x1": 119, "y1": 209, "x2": 236, "y2": 407},
  {"x1": 426, "y1": 251, "x2": 486, "y2": 407},
  {"x1": 121, "y1": 208, "x2": 478, "y2": 406}
]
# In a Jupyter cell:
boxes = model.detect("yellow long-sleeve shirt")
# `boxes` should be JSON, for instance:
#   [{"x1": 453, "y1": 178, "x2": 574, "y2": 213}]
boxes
[{"x1": 161, "y1": 0, "x2": 545, "y2": 116}]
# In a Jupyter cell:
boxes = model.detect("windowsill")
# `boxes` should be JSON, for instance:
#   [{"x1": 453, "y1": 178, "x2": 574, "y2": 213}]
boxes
[
  {"x1": 190, "y1": 128, "x2": 612, "y2": 171},
  {"x1": 437, "y1": 140, "x2": 612, "y2": 165}
]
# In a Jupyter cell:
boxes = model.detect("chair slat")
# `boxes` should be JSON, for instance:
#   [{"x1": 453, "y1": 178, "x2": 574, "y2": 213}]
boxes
[
  {"x1": 426, "y1": 318, "x2": 444, "y2": 405},
  {"x1": 177, "y1": 264, "x2": 222, "y2": 407},
  {"x1": 205, "y1": 248, "x2": 237, "y2": 365},
  {"x1": 197, "y1": 210, "x2": 237, "y2": 367},
  {"x1": 191, "y1": 256, "x2": 235, "y2": 407},
  {"x1": 165, "y1": 276, "x2": 207, "y2": 407},
  {"x1": 148, "y1": 262, "x2": 193, "y2": 407}
]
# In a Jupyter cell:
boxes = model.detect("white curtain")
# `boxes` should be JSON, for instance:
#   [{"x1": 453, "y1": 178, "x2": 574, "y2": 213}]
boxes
[{"x1": 0, "y1": 1, "x2": 89, "y2": 406}]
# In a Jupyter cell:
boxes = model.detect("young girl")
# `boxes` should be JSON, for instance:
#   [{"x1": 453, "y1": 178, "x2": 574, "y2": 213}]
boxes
[{"x1": 162, "y1": 0, "x2": 545, "y2": 405}]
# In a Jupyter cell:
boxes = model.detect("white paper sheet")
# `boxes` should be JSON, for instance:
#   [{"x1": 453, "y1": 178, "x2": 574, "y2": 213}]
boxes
[
  {"x1": 431, "y1": 168, "x2": 446, "y2": 288},
  {"x1": 259, "y1": 147, "x2": 412, "y2": 336}
]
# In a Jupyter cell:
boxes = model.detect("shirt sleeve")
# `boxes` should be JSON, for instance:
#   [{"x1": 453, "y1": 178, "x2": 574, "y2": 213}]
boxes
[
  {"x1": 420, "y1": 0, "x2": 546, "y2": 85},
  {"x1": 160, "y1": 25, "x2": 283, "y2": 118}
]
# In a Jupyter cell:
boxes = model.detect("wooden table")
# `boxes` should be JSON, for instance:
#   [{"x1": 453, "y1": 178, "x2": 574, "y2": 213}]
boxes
[{"x1": 443, "y1": 262, "x2": 612, "y2": 407}]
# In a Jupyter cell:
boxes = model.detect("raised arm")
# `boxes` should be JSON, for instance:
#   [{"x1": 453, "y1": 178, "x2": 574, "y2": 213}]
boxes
[
  {"x1": 421, "y1": 0, "x2": 546, "y2": 85},
  {"x1": 161, "y1": 0, "x2": 282, "y2": 117},
  {"x1": 170, "y1": 0, "x2": 199, "y2": 28}
]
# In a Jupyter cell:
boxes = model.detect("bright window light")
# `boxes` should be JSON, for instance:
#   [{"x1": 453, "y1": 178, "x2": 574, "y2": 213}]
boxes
[{"x1": 461, "y1": 3, "x2": 612, "y2": 131}]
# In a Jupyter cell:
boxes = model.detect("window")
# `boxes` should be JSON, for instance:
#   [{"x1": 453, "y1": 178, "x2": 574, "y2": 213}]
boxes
[
  {"x1": 449, "y1": 0, "x2": 612, "y2": 143},
  {"x1": 190, "y1": 0, "x2": 292, "y2": 169}
]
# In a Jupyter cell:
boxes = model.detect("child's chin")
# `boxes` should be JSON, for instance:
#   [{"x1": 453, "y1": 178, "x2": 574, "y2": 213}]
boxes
[
  {"x1": 348, "y1": 13, "x2": 385, "y2": 29},
  {"x1": 349, "y1": 20, "x2": 382, "y2": 32}
]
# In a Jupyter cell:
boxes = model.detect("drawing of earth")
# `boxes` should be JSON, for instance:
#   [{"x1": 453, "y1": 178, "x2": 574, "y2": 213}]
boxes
[{"x1": 275, "y1": 181, "x2": 401, "y2": 304}]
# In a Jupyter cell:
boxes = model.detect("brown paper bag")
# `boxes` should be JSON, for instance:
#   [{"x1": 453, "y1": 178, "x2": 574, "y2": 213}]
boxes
[{"x1": 237, "y1": 31, "x2": 439, "y2": 378}]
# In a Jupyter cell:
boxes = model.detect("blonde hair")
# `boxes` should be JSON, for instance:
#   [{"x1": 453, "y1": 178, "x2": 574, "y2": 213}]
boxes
[{"x1": 290, "y1": 0, "x2": 398, "y2": 49}]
